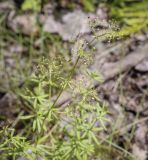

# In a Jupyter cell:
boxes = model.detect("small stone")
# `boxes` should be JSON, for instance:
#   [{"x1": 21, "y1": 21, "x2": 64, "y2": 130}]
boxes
[
  {"x1": 43, "y1": 15, "x2": 62, "y2": 33},
  {"x1": 8, "y1": 13, "x2": 38, "y2": 35},
  {"x1": 135, "y1": 59, "x2": 148, "y2": 72}
]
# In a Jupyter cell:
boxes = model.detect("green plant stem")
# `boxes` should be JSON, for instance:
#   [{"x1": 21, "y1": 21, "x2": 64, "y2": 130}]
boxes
[
  {"x1": 40, "y1": 56, "x2": 81, "y2": 133},
  {"x1": 40, "y1": 31, "x2": 110, "y2": 134}
]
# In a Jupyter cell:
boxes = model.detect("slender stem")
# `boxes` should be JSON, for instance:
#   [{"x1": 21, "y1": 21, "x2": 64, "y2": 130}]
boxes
[
  {"x1": 41, "y1": 56, "x2": 80, "y2": 132},
  {"x1": 40, "y1": 31, "x2": 109, "y2": 133}
]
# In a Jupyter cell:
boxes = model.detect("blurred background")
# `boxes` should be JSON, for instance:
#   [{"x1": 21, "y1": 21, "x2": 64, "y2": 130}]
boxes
[{"x1": 0, "y1": 0, "x2": 148, "y2": 160}]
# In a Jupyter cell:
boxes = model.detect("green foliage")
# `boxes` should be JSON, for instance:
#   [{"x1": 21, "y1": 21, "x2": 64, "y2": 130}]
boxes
[
  {"x1": 13, "y1": 38, "x2": 108, "y2": 159},
  {"x1": 0, "y1": 16, "x2": 135, "y2": 160},
  {"x1": 87, "y1": 70, "x2": 104, "y2": 82},
  {"x1": 0, "y1": 17, "x2": 112, "y2": 159},
  {"x1": 47, "y1": 91, "x2": 108, "y2": 159},
  {"x1": 82, "y1": 0, "x2": 95, "y2": 12},
  {"x1": 0, "y1": 127, "x2": 52, "y2": 159},
  {"x1": 110, "y1": 0, "x2": 148, "y2": 36},
  {"x1": 22, "y1": 0, "x2": 41, "y2": 11},
  {"x1": 19, "y1": 58, "x2": 68, "y2": 133}
]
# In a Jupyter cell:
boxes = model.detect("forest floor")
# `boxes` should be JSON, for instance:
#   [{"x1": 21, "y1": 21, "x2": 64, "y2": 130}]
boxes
[{"x1": 0, "y1": 1, "x2": 148, "y2": 160}]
